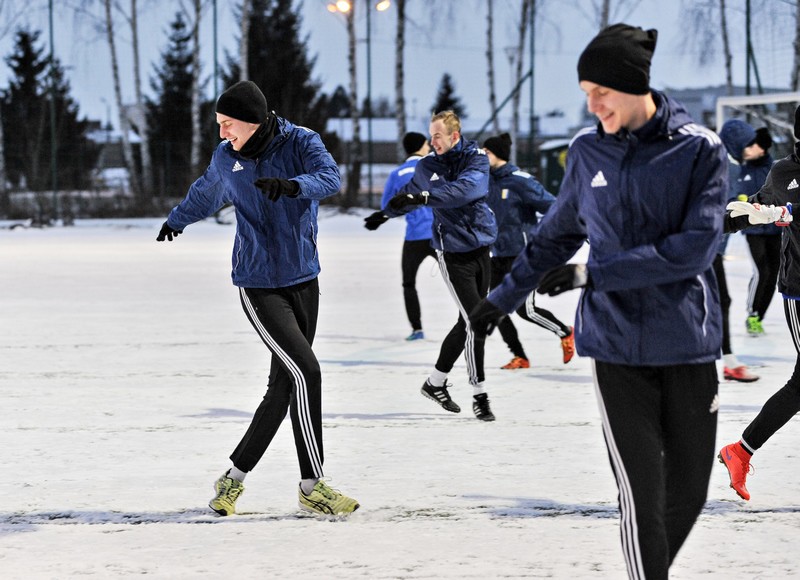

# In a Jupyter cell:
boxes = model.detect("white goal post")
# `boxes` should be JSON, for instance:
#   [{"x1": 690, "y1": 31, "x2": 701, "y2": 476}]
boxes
[{"x1": 716, "y1": 91, "x2": 800, "y2": 136}]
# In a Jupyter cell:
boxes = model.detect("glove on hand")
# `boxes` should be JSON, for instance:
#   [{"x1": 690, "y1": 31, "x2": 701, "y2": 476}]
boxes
[
  {"x1": 156, "y1": 221, "x2": 183, "y2": 242},
  {"x1": 537, "y1": 264, "x2": 590, "y2": 296},
  {"x1": 469, "y1": 299, "x2": 507, "y2": 338},
  {"x1": 364, "y1": 211, "x2": 390, "y2": 231},
  {"x1": 254, "y1": 178, "x2": 300, "y2": 202},
  {"x1": 388, "y1": 191, "x2": 429, "y2": 213},
  {"x1": 727, "y1": 201, "x2": 793, "y2": 226}
]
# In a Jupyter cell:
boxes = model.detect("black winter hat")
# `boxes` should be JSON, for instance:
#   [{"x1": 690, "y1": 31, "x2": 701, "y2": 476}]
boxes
[
  {"x1": 402, "y1": 132, "x2": 427, "y2": 155},
  {"x1": 577, "y1": 23, "x2": 657, "y2": 95},
  {"x1": 216, "y1": 80, "x2": 268, "y2": 124},
  {"x1": 753, "y1": 127, "x2": 773, "y2": 152},
  {"x1": 483, "y1": 133, "x2": 512, "y2": 162}
]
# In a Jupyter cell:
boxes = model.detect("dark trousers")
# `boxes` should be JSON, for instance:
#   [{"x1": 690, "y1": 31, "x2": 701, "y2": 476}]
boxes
[
  {"x1": 401, "y1": 239, "x2": 437, "y2": 331},
  {"x1": 742, "y1": 298, "x2": 800, "y2": 451},
  {"x1": 435, "y1": 247, "x2": 491, "y2": 385},
  {"x1": 712, "y1": 254, "x2": 733, "y2": 355},
  {"x1": 746, "y1": 235, "x2": 781, "y2": 320},
  {"x1": 231, "y1": 279, "x2": 324, "y2": 480},
  {"x1": 593, "y1": 360, "x2": 718, "y2": 580},
  {"x1": 490, "y1": 256, "x2": 571, "y2": 359}
]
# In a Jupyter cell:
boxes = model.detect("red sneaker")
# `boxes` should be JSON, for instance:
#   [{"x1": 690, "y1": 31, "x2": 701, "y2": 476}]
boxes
[
  {"x1": 560, "y1": 328, "x2": 575, "y2": 364},
  {"x1": 724, "y1": 365, "x2": 759, "y2": 383},
  {"x1": 718, "y1": 443, "x2": 754, "y2": 501},
  {"x1": 501, "y1": 356, "x2": 530, "y2": 370}
]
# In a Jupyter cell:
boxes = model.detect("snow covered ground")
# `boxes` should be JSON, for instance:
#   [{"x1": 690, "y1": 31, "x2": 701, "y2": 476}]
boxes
[{"x1": 2, "y1": 210, "x2": 800, "y2": 579}]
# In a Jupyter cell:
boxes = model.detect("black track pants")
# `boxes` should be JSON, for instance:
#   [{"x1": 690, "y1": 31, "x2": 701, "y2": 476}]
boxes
[
  {"x1": 230, "y1": 279, "x2": 324, "y2": 480},
  {"x1": 593, "y1": 360, "x2": 718, "y2": 580},
  {"x1": 745, "y1": 234, "x2": 781, "y2": 320},
  {"x1": 401, "y1": 239, "x2": 437, "y2": 331},
  {"x1": 435, "y1": 247, "x2": 491, "y2": 385},
  {"x1": 742, "y1": 297, "x2": 800, "y2": 452}
]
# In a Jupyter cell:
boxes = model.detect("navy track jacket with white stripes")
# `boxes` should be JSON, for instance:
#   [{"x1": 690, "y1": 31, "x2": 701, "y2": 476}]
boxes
[{"x1": 489, "y1": 91, "x2": 728, "y2": 366}]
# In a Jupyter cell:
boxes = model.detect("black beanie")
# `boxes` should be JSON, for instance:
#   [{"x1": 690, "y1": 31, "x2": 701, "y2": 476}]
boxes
[
  {"x1": 483, "y1": 133, "x2": 512, "y2": 162},
  {"x1": 402, "y1": 132, "x2": 427, "y2": 156},
  {"x1": 216, "y1": 80, "x2": 268, "y2": 124},
  {"x1": 577, "y1": 23, "x2": 657, "y2": 95}
]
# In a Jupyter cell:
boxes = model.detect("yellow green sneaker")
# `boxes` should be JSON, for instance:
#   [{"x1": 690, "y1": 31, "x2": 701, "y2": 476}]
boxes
[
  {"x1": 209, "y1": 471, "x2": 244, "y2": 516},
  {"x1": 746, "y1": 315, "x2": 764, "y2": 336},
  {"x1": 298, "y1": 480, "x2": 359, "y2": 517}
]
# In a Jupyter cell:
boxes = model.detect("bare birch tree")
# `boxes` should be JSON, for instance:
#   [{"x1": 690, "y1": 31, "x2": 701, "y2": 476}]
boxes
[
  {"x1": 394, "y1": 0, "x2": 406, "y2": 161},
  {"x1": 102, "y1": 0, "x2": 141, "y2": 197},
  {"x1": 182, "y1": 0, "x2": 203, "y2": 174},
  {"x1": 485, "y1": 0, "x2": 501, "y2": 134},
  {"x1": 573, "y1": 0, "x2": 642, "y2": 29},
  {"x1": 125, "y1": 0, "x2": 153, "y2": 195},
  {"x1": 680, "y1": 0, "x2": 733, "y2": 96},
  {"x1": 792, "y1": 1, "x2": 800, "y2": 91},
  {"x1": 239, "y1": 0, "x2": 252, "y2": 81},
  {"x1": 510, "y1": 0, "x2": 531, "y2": 165},
  {"x1": 345, "y1": 3, "x2": 362, "y2": 208}
]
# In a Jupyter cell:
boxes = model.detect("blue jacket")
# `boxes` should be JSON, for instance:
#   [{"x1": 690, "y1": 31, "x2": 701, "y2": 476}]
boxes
[
  {"x1": 387, "y1": 138, "x2": 497, "y2": 253},
  {"x1": 489, "y1": 91, "x2": 727, "y2": 366},
  {"x1": 719, "y1": 119, "x2": 777, "y2": 236},
  {"x1": 487, "y1": 163, "x2": 556, "y2": 257},
  {"x1": 166, "y1": 117, "x2": 341, "y2": 288},
  {"x1": 381, "y1": 155, "x2": 433, "y2": 241}
]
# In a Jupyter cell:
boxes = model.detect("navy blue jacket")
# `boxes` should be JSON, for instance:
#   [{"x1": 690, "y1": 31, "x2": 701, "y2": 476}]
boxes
[
  {"x1": 487, "y1": 163, "x2": 556, "y2": 258},
  {"x1": 387, "y1": 138, "x2": 497, "y2": 253},
  {"x1": 489, "y1": 91, "x2": 727, "y2": 365},
  {"x1": 166, "y1": 117, "x2": 340, "y2": 288}
]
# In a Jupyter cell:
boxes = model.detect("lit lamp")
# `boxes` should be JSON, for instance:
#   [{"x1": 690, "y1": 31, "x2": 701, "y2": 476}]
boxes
[{"x1": 327, "y1": 0, "x2": 391, "y2": 206}]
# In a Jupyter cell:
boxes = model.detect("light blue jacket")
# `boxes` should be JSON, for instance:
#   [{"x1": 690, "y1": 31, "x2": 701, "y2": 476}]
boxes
[{"x1": 381, "y1": 155, "x2": 433, "y2": 241}]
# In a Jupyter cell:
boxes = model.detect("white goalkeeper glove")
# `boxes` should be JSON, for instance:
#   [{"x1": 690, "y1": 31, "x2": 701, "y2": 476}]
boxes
[{"x1": 726, "y1": 201, "x2": 793, "y2": 226}]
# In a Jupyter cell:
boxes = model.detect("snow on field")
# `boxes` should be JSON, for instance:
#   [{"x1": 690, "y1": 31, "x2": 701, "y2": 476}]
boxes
[{"x1": 2, "y1": 210, "x2": 799, "y2": 579}]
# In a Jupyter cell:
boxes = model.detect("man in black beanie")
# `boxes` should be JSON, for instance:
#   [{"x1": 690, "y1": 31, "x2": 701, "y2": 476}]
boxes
[
  {"x1": 481, "y1": 133, "x2": 576, "y2": 369},
  {"x1": 364, "y1": 132, "x2": 435, "y2": 341},
  {"x1": 471, "y1": 23, "x2": 730, "y2": 579},
  {"x1": 156, "y1": 79, "x2": 359, "y2": 518}
]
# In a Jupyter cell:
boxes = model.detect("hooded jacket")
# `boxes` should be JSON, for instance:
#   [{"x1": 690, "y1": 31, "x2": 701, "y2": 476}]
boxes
[
  {"x1": 487, "y1": 163, "x2": 556, "y2": 258},
  {"x1": 489, "y1": 91, "x2": 727, "y2": 365},
  {"x1": 166, "y1": 116, "x2": 340, "y2": 288},
  {"x1": 388, "y1": 138, "x2": 497, "y2": 253},
  {"x1": 719, "y1": 119, "x2": 777, "y2": 236}
]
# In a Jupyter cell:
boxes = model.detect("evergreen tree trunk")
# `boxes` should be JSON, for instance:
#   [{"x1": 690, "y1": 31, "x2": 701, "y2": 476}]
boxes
[
  {"x1": 190, "y1": 0, "x2": 202, "y2": 173},
  {"x1": 104, "y1": 0, "x2": 141, "y2": 198},
  {"x1": 130, "y1": 0, "x2": 153, "y2": 196},
  {"x1": 394, "y1": 0, "x2": 406, "y2": 163},
  {"x1": 486, "y1": 0, "x2": 500, "y2": 134},
  {"x1": 345, "y1": 5, "x2": 362, "y2": 208}
]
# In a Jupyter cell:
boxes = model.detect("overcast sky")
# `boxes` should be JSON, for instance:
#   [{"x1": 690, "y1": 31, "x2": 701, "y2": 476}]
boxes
[{"x1": 0, "y1": 0, "x2": 796, "y2": 130}]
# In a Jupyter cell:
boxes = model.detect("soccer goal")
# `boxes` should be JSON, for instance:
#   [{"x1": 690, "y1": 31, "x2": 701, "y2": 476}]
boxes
[{"x1": 716, "y1": 91, "x2": 800, "y2": 157}]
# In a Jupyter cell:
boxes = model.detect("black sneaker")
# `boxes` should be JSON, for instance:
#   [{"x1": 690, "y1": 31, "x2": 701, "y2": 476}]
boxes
[
  {"x1": 472, "y1": 393, "x2": 495, "y2": 421},
  {"x1": 421, "y1": 380, "x2": 461, "y2": 413}
]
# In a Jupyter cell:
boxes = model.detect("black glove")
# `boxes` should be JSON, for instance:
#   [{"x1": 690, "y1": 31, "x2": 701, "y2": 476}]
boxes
[
  {"x1": 364, "y1": 211, "x2": 390, "y2": 231},
  {"x1": 156, "y1": 221, "x2": 183, "y2": 242},
  {"x1": 469, "y1": 299, "x2": 507, "y2": 338},
  {"x1": 254, "y1": 177, "x2": 300, "y2": 202},
  {"x1": 537, "y1": 264, "x2": 590, "y2": 296},
  {"x1": 388, "y1": 191, "x2": 429, "y2": 213}
]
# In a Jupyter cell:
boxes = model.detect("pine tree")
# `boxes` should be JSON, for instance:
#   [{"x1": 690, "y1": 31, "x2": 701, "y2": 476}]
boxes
[
  {"x1": 432, "y1": 73, "x2": 468, "y2": 119},
  {"x1": 146, "y1": 12, "x2": 215, "y2": 197},
  {"x1": 0, "y1": 28, "x2": 99, "y2": 194},
  {"x1": 224, "y1": 0, "x2": 334, "y2": 142}
]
